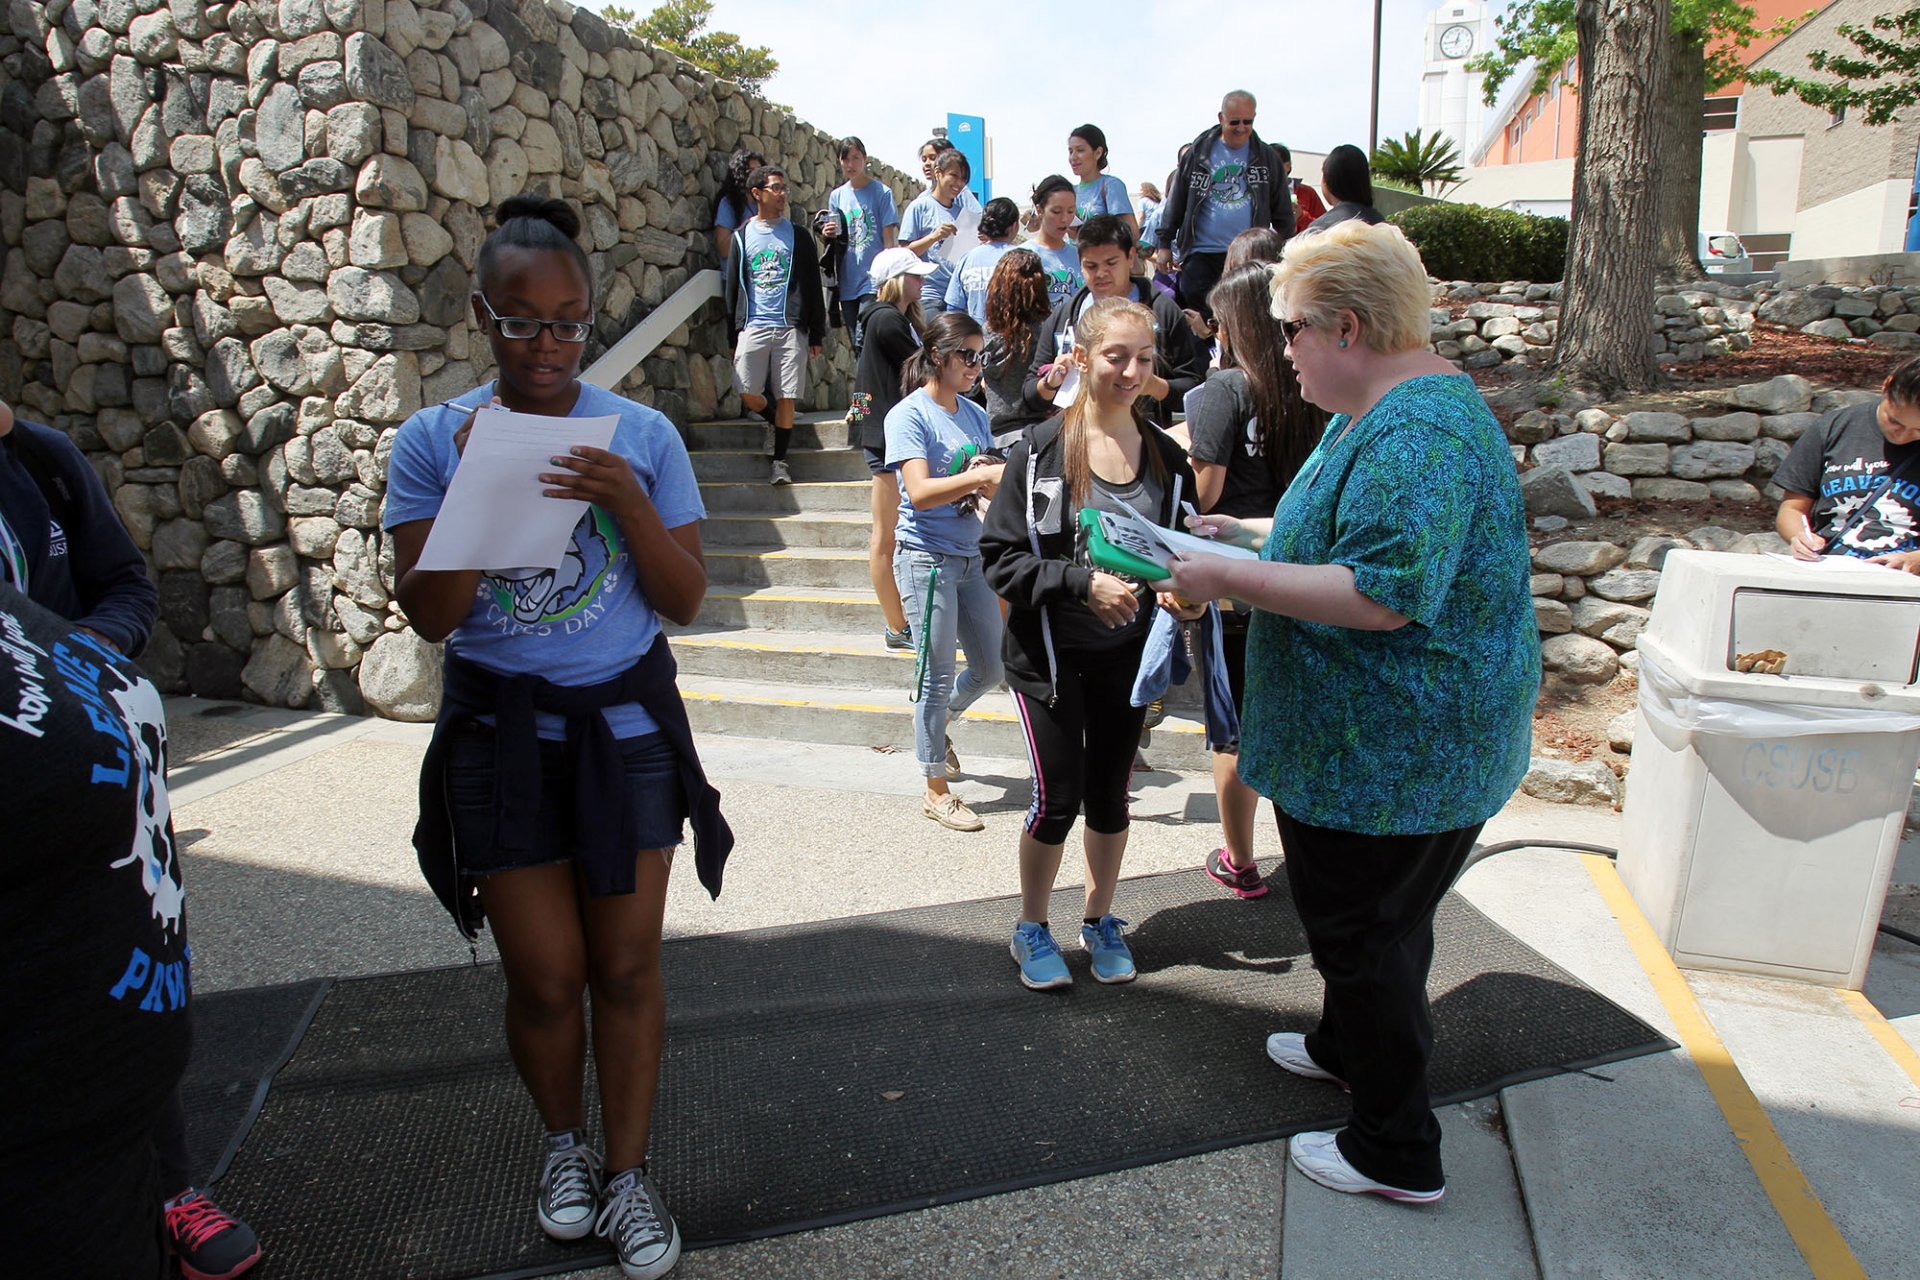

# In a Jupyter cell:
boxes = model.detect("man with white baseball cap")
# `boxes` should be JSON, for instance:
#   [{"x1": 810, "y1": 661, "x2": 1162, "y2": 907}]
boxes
[{"x1": 854, "y1": 247, "x2": 939, "y2": 650}]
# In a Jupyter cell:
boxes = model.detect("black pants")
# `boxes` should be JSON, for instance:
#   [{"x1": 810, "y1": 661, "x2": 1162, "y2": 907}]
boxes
[
  {"x1": 1276, "y1": 810, "x2": 1483, "y2": 1192},
  {"x1": 1176, "y1": 250, "x2": 1228, "y2": 318},
  {"x1": 1014, "y1": 639, "x2": 1148, "y2": 845},
  {"x1": 838, "y1": 296, "x2": 866, "y2": 353},
  {"x1": 154, "y1": 1086, "x2": 192, "y2": 1200}
]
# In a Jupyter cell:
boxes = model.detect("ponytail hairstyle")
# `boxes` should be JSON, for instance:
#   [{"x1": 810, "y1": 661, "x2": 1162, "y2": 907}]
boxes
[
  {"x1": 1061, "y1": 297, "x2": 1166, "y2": 509},
  {"x1": 1030, "y1": 173, "x2": 1074, "y2": 214},
  {"x1": 899, "y1": 311, "x2": 984, "y2": 398},
  {"x1": 978, "y1": 196, "x2": 1020, "y2": 242},
  {"x1": 720, "y1": 147, "x2": 765, "y2": 221},
  {"x1": 1208, "y1": 264, "x2": 1328, "y2": 492},
  {"x1": 1069, "y1": 123, "x2": 1110, "y2": 170},
  {"x1": 984, "y1": 248, "x2": 1050, "y2": 374},
  {"x1": 475, "y1": 194, "x2": 593, "y2": 300},
  {"x1": 931, "y1": 148, "x2": 971, "y2": 187}
]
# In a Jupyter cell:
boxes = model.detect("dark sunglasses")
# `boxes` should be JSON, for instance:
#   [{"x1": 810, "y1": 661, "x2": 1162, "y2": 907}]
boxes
[
  {"x1": 1224, "y1": 117, "x2": 1254, "y2": 126},
  {"x1": 1279, "y1": 317, "x2": 1314, "y2": 344},
  {"x1": 953, "y1": 348, "x2": 987, "y2": 367},
  {"x1": 477, "y1": 295, "x2": 592, "y2": 343}
]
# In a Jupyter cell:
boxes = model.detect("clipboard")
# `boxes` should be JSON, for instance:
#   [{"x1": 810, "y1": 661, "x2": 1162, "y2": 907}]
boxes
[{"x1": 1080, "y1": 507, "x2": 1172, "y2": 580}]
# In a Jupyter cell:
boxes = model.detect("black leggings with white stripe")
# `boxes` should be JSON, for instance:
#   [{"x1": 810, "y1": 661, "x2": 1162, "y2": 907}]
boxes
[{"x1": 1013, "y1": 637, "x2": 1149, "y2": 845}]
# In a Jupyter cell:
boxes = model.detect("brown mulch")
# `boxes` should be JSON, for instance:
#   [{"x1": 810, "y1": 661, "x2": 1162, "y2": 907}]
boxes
[
  {"x1": 1534, "y1": 673, "x2": 1638, "y2": 773},
  {"x1": 1665, "y1": 323, "x2": 1907, "y2": 389}
]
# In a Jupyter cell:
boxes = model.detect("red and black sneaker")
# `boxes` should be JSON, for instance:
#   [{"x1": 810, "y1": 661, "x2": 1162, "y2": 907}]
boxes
[
  {"x1": 164, "y1": 1190, "x2": 261, "y2": 1280},
  {"x1": 1205, "y1": 847, "x2": 1270, "y2": 899}
]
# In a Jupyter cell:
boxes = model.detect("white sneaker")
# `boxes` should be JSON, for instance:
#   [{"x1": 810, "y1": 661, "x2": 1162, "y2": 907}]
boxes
[
  {"x1": 1265, "y1": 1032, "x2": 1348, "y2": 1088},
  {"x1": 1288, "y1": 1130, "x2": 1445, "y2": 1204},
  {"x1": 770, "y1": 459, "x2": 792, "y2": 485}
]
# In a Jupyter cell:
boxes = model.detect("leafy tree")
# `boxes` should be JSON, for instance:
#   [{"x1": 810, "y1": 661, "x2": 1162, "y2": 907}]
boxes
[
  {"x1": 1746, "y1": 5, "x2": 1920, "y2": 126},
  {"x1": 602, "y1": 0, "x2": 779, "y2": 93},
  {"x1": 1470, "y1": 1, "x2": 1802, "y2": 280},
  {"x1": 1370, "y1": 129, "x2": 1464, "y2": 196}
]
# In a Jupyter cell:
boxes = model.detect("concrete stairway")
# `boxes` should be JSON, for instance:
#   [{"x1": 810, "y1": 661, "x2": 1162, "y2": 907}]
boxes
[{"x1": 673, "y1": 413, "x2": 1212, "y2": 772}]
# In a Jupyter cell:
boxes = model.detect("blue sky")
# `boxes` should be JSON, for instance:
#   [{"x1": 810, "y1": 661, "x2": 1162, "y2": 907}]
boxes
[{"x1": 595, "y1": 1, "x2": 1455, "y2": 200}]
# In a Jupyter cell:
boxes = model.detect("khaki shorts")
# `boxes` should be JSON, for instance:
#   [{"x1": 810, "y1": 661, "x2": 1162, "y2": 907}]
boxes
[{"x1": 734, "y1": 325, "x2": 807, "y2": 401}]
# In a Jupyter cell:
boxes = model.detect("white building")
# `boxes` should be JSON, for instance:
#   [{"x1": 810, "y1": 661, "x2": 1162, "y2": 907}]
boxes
[{"x1": 1417, "y1": 0, "x2": 1492, "y2": 163}]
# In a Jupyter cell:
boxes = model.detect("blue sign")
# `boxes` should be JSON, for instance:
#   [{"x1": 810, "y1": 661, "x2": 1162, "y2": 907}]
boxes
[{"x1": 947, "y1": 113, "x2": 991, "y2": 204}]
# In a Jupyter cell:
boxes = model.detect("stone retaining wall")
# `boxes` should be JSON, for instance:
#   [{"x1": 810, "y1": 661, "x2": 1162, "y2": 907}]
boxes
[
  {"x1": 1511, "y1": 376, "x2": 1879, "y2": 521},
  {"x1": 1751, "y1": 280, "x2": 1920, "y2": 351},
  {"x1": 1428, "y1": 278, "x2": 1758, "y2": 371},
  {"x1": 0, "y1": 0, "x2": 917, "y2": 711}
]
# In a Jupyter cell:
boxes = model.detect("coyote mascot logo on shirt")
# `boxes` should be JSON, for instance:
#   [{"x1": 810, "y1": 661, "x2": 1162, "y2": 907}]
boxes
[{"x1": 483, "y1": 507, "x2": 619, "y2": 630}]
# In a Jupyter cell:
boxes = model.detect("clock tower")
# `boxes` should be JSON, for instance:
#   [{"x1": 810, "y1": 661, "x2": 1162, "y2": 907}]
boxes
[{"x1": 1417, "y1": 1, "x2": 1490, "y2": 166}]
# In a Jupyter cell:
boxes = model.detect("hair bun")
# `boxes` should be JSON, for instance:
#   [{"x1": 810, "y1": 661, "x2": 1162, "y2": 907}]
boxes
[{"x1": 495, "y1": 194, "x2": 582, "y2": 242}]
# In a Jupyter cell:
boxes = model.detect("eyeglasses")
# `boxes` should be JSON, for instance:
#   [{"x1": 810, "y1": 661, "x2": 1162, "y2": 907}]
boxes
[
  {"x1": 1279, "y1": 317, "x2": 1314, "y2": 344},
  {"x1": 756, "y1": 184, "x2": 789, "y2": 195},
  {"x1": 476, "y1": 295, "x2": 592, "y2": 343},
  {"x1": 954, "y1": 348, "x2": 986, "y2": 368}
]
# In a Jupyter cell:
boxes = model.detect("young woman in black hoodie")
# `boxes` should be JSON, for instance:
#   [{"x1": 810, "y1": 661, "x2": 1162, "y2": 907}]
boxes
[{"x1": 981, "y1": 297, "x2": 1203, "y2": 992}]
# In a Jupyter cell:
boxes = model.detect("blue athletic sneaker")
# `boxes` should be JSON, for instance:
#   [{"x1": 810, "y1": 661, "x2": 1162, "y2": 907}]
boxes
[
  {"x1": 1011, "y1": 922, "x2": 1073, "y2": 990},
  {"x1": 1080, "y1": 915, "x2": 1137, "y2": 984}
]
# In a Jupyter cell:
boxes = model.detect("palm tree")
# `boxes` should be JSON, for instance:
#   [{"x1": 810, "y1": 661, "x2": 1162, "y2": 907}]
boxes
[{"x1": 1369, "y1": 129, "x2": 1464, "y2": 197}]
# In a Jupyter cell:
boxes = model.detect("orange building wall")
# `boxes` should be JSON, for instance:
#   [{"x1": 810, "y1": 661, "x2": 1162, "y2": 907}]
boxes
[{"x1": 1478, "y1": 0, "x2": 1811, "y2": 167}]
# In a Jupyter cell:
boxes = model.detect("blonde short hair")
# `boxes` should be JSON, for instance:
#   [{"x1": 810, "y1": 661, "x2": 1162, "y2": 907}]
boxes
[{"x1": 1269, "y1": 220, "x2": 1431, "y2": 355}]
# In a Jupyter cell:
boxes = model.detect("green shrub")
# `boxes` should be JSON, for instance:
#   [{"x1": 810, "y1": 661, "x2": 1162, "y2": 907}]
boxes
[{"x1": 1389, "y1": 203, "x2": 1569, "y2": 283}]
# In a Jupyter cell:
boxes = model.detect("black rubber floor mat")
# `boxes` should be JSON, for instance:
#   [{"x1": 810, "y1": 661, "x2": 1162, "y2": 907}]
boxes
[
  {"x1": 181, "y1": 978, "x2": 330, "y2": 1185},
  {"x1": 208, "y1": 870, "x2": 1669, "y2": 1279}
]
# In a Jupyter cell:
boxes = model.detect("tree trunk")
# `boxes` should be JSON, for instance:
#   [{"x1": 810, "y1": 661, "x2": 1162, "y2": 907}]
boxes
[
  {"x1": 1656, "y1": 30, "x2": 1707, "y2": 283},
  {"x1": 1553, "y1": 0, "x2": 1671, "y2": 395}
]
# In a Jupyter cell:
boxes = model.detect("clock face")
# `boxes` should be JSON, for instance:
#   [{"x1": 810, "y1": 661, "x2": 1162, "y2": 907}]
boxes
[{"x1": 1440, "y1": 24, "x2": 1474, "y2": 58}]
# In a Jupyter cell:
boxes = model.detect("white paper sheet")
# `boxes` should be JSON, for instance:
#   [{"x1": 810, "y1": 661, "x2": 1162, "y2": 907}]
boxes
[
  {"x1": 939, "y1": 206, "x2": 982, "y2": 266},
  {"x1": 1108, "y1": 495, "x2": 1258, "y2": 566},
  {"x1": 1052, "y1": 365, "x2": 1081, "y2": 408},
  {"x1": 416, "y1": 406, "x2": 620, "y2": 571}
]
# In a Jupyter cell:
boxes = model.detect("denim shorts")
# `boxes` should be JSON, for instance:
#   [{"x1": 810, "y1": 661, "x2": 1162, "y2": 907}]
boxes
[{"x1": 444, "y1": 720, "x2": 686, "y2": 875}]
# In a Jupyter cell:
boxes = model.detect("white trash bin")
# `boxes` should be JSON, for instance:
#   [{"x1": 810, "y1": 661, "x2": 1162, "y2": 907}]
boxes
[{"x1": 1618, "y1": 550, "x2": 1920, "y2": 988}]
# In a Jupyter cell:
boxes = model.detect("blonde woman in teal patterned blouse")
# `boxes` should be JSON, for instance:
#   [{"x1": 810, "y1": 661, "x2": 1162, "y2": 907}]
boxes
[{"x1": 1165, "y1": 220, "x2": 1538, "y2": 1208}]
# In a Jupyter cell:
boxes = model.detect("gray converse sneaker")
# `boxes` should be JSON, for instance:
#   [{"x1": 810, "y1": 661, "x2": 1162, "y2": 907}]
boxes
[
  {"x1": 596, "y1": 1167, "x2": 682, "y2": 1279},
  {"x1": 537, "y1": 1138, "x2": 603, "y2": 1240}
]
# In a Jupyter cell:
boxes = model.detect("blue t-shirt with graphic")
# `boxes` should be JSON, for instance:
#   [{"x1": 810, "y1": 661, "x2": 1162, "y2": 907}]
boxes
[
  {"x1": 828, "y1": 180, "x2": 899, "y2": 301},
  {"x1": 884, "y1": 389, "x2": 995, "y2": 557},
  {"x1": 1074, "y1": 174, "x2": 1133, "y2": 225},
  {"x1": 383, "y1": 381, "x2": 707, "y2": 741},
  {"x1": 1192, "y1": 140, "x2": 1253, "y2": 253},
  {"x1": 946, "y1": 241, "x2": 1015, "y2": 323},
  {"x1": 1239, "y1": 375, "x2": 1539, "y2": 834},
  {"x1": 901, "y1": 188, "x2": 979, "y2": 306},
  {"x1": 742, "y1": 218, "x2": 795, "y2": 328},
  {"x1": 1023, "y1": 240, "x2": 1083, "y2": 309}
]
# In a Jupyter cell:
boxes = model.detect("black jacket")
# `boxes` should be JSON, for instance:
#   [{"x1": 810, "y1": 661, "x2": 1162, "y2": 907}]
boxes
[
  {"x1": 414, "y1": 641, "x2": 733, "y2": 941},
  {"x1": 852, "y1": 298, "x2": 919, "y2": 452},
  {"x1": 0, "y1": 421, "x2": 157, "y2": 656},
  {"x1": 1020, "y1": 281, "x2": 1209, "y2": 427},
  {"x1": 1306, "y1": 201, "x2": 1385, "y2": 234},
  {"x1": 1157, "y1": 127, "x2": 1292, "y2": 263},
  {"x1": 980, "y1": 417, "x2": 1196, "y2": 703},
  {"x1": 723, "y1": 216, "x2": 828, "y2": 346}
]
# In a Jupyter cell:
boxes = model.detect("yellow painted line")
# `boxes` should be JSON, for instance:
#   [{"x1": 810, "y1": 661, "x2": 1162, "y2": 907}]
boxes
[
  {"x1": 1837, "y1": 988, "x2": 1920, "y2": 1094},
  {"x1": 1582, "y1": 855, "x2": 1867, "y2": 1280}
]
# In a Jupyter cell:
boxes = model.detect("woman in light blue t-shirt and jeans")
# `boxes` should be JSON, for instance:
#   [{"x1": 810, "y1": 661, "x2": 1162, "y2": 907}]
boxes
[
  {"x1": 1067, "y1": 124, "x2": 1138, "y2": 245},
  {"x1": 885, "y1": 312, "x2": 1006, "y2": 831}
]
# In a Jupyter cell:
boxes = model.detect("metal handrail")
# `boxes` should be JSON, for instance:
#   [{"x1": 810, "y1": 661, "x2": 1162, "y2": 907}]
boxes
[{"x1": 581, "y1": 268, "x2": 724, "y2": 390}]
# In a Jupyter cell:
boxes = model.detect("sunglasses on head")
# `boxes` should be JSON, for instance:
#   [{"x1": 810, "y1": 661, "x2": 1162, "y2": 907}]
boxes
[{"x1": 477, "y1": 295, "x2": 592, "y2": 343}]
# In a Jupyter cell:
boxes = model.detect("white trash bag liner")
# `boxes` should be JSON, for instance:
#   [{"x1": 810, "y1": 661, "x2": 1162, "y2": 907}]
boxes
[{"x1": 1637, "y1": 647, "x2": 1920, "y2": 742}]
